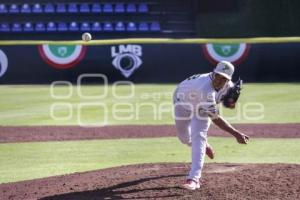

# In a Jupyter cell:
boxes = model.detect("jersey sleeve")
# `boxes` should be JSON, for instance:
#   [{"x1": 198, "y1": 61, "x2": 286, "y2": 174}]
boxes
[
  {"x1": 197, "y1": 93, "x2": 219, "y2": 119},
  {"x1": 200, "y1": 103, "x2": 219, "y2": 119}
]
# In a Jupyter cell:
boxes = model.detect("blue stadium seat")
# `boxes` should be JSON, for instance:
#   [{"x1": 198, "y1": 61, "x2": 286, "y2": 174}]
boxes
[
  {"x1": 58, "y1": 22, "x2": 68, "y2": 31},
  {"x1": 115, "y1": 3, "x2": 125, "y2": 13},
  {"x1": 81, "y1": 22, "x2": 90, "y2": 31},
  {"x1": 57, "y1": 4, "x2": 66, "y2": 13},
  {"x1": 47, "y1": 22, "x2": 56, "y2": 32},
  {"x1": 69, "y1": 22, "x2": 79, "y2": 31},
  {"x1": 21, "y1": 4, "x2": 31, "y2": 13},
  {"x1": 9, "y1": 4, "x2": 19, "y2": 13},
  {"x1": 127, "y1": 22, "x2": 137, "y2": 31},
  {"x1": 91, "y1": 3, "x2": 101, "y2": 13},
  {"x1": 0, "y1": 4, "x2": 8, "y2": 13},
  {"x1": 126, "y1": 3, "x2": 136, "y2": 13},
  {"x1": 115, "y1": 22, "x2": 125, "y2": 31},
  {"x1": 0, "y1": 23, "x2": 10, "y2": 32},
  {"x1": 12, "y1": 23, "x2": 22, "y2": 32},
  {"x1": 80, "y1": 3, "x2": 90, "y2": 13},
  {"x1": 24, "y1": 22, "x2": 34, "y2": 32},
  {"x1": 44, "y1": 3, "x2": 55, "y2": 13},
  {"x1": 92, "y1": 22, "x2": 101, "y2": 31},
  {"x1": 103, "y1": 3, "x2": 113, "y2": 13},
  {"x1": 68, "y1": 3, "x2": 78, "y2": 13},
  {"x1": 138, "y1": 3, "x2": 149, "y2": 13},
  {"x1": 150, "y1": 22, "x2": 161, "y2": 31},
  {"x1": 32, "y1": 3, "x2": 43, "y2": 13},
  {"x1": 139, "y1": 22, "x2": 149, "y2": 31},
  {"x1": 103, "y1": 22, "x2": 113, "y2": 31},
  {"x1": 35, "y1": 22, "x2": 45, "y2": 32}
]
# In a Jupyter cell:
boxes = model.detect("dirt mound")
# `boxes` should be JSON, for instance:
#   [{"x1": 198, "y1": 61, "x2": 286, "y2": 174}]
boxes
[
  {"x1": 0, "y1": 124, "x2": 300, "y2": 143},
  {"x1": 1, "y1": 163, "x2": 299, "y2": 200}
]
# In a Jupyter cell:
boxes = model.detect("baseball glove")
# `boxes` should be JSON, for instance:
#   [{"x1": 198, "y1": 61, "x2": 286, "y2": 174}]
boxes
[{"x1": 222, "y1": 78, "x2": 243, "y2": 108}]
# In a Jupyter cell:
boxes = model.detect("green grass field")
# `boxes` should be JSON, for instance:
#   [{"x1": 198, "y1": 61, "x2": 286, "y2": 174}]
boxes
[
  {"x1": 1, "y1": 137, "x2": 300, "y2": 183},
  {"x1": 0, "y1": 83, "x2": 300, "y2": 125},
  {"x1": 0, "y1": 83, "x2": 299, "y2": 184}
]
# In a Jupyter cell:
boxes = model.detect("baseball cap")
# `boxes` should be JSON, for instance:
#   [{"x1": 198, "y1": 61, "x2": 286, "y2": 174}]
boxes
[{"x1": 213, "y1": 61, "x2": 235, "y2": 80}]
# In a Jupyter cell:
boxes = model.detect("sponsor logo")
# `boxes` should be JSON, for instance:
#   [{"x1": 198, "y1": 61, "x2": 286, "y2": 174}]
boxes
[
  {"x1": 203, "y1": 43, "x2": 250, "y2": 65},
  {"x1": 0, "y1": 49, "x2": 8, "y2": 77},
  {"x1": 111, "y1": 44, "x2": 143, "y2": 78},
  {"x1": 38, "y1": 44, "x2": 87, "y2": 69}
]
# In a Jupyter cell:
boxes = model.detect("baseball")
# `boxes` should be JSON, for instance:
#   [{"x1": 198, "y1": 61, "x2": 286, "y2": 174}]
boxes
[{"x1": 82, "y1": 32, "x2": 92, "y2": 42}]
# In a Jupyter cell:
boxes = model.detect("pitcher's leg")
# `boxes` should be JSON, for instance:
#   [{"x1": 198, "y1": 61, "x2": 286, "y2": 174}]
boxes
[
  {"x1": 206, "y1": 141, "x2": 215, "y2": 159},
  {"x1": 188, "y1": 131, "x2": 207, "y2": 181},
  {"x1": 188, "y1": 117, "x2": 211, "y2": 181},
  {"x1": 174, "y1": 105, "x2": 192, "y2": 146}
]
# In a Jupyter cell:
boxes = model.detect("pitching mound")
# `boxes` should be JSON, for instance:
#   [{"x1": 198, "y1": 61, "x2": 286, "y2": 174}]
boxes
[{"x1": 1, "y1": 163, "x2": 299, "y2": 200}]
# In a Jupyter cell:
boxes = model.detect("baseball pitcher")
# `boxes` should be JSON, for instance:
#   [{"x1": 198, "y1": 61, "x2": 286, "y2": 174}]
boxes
[{"x1": 173, "y1": 60, "x2": 249, "y2": 190}]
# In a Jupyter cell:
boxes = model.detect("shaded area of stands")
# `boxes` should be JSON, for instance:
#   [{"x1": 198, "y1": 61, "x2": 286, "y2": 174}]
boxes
[{"x1": 0, "y1": 0, "x2": 196, "y2": 39}]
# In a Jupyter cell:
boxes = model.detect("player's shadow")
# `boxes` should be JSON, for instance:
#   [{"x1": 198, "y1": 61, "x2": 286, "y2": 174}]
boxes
[{"x1": 39, "y1": 174, "x2": 186, "y2": 200}]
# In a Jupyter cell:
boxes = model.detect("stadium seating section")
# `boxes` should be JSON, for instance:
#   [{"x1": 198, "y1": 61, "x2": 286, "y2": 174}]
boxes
[
  {"x1": 0, "y1": 3, "x2": 149, "y2": 14},
  {"x1": 0, "y1": 1, "x2": 195, "y2": 38}
]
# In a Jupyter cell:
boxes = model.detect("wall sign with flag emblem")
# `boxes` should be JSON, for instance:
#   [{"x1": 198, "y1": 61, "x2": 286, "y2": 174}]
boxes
[
  {"x1": 38, "y1": 45, "x2": 87, "y2": 69},
  {"x1": 203, "y1": 43, "x2": 250, "y2": 65},
  {"x1": 0, "y1": 49, "x2": 8, "y2": 77}
]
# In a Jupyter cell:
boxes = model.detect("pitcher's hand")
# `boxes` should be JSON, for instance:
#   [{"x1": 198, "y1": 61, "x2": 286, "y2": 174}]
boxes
[{"x1": 235, "y1": 132, "x2": 249, "y2": 144}]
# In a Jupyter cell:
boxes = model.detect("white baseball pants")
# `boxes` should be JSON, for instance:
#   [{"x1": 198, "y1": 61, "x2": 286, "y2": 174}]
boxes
[{"x1": 174, "y1": 103, "x2": 211, "y2": 182}]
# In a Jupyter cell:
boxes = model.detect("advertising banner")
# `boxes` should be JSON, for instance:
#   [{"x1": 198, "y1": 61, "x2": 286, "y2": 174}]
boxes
[{"x1": 0, "y1": 43, "x2": 299, "y2": 84}]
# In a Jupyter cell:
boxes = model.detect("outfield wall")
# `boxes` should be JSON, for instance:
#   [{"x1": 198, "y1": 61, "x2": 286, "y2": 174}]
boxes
[{"x1": 0, "y1": 43, "x2": 300, "y2": 84}]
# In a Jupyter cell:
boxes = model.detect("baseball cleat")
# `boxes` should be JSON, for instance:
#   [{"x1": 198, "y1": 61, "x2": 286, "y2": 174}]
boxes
[
  {"x1": 206, "y1": 143, "x2": 215, "y2": 159},
  {"x1": 182, "y1": 179, "x2": 200, "y2": 190}
]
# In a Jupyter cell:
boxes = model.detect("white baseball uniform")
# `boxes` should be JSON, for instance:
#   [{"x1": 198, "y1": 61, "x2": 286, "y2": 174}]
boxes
[{"x1": 173, "y1": 72, "x2": 233, "y2": 182}]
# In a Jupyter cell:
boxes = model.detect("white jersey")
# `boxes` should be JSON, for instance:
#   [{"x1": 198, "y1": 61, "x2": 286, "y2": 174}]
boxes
[{"x1": 174, "y1": 73, "x2": 233, "y2": 116}]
